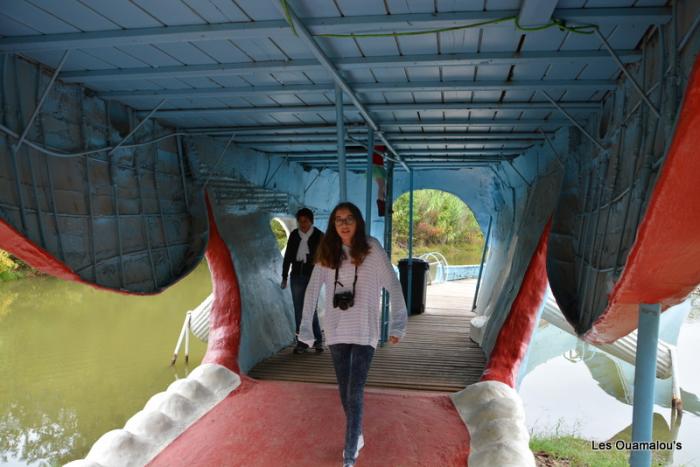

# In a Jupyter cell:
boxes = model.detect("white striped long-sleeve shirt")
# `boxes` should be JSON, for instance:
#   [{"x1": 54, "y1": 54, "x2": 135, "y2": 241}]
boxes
[{"x1": 299, "y1": 237, "x2": 407, "y2": 348}]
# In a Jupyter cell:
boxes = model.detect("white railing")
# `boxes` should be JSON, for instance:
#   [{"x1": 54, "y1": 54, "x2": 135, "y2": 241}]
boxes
[{"x1": 418, "y1": 251, "x2": 449, "y2": 284}]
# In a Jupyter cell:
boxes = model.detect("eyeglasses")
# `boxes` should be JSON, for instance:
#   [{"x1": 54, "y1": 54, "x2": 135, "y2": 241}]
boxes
[{"x1": 334, "y1": 216, "x2": 356, "y2": 226}]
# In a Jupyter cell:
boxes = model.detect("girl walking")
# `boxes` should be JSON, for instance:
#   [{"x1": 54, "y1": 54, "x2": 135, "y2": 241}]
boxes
[{"x1": 299, "y1": 202, "x2": 407, "y2": 466}]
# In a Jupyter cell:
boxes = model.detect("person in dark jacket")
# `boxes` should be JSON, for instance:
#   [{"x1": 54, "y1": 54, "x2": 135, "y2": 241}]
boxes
[{"x1": 281, "y1": 208, "x2": 324, "y2": 353}]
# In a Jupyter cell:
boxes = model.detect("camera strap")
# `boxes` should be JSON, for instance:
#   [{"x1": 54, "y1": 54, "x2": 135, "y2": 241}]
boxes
[{"x1": 333, "y1": 263, "x2": 358, "y2": 297}]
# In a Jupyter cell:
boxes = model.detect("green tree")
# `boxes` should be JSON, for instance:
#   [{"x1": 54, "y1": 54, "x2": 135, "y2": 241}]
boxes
[
  {"x1": 391, "y1": 190, "x2": 484, "y2": 264},
  {"x1": 0, "y1": 250, "x2": 35, "y2": 281},
  {"x1": 270, "y1": 219, "x2": 288, "y2": 251}
]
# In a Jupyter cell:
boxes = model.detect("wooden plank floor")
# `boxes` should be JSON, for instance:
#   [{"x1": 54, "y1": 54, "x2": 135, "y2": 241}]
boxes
[{"x1": 249, "y1": 279, "x2": 486, "y2": 392}]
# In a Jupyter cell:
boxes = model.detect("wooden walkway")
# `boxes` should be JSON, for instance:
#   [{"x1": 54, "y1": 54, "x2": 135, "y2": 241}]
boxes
[{"x1": 249, "y1": 279, "x2": 486, "y2": 392}]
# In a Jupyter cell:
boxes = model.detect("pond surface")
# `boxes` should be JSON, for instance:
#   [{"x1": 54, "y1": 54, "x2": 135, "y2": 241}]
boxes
[
  {"x1": 521, "y1": 301, "x2": 700, "y2": 466},
  {"x1": 0, "y1": 262, "x2": 211, "y2": 466},
  {"x1": 2, "y1": 267, "x2": 699, "y2": 466}
]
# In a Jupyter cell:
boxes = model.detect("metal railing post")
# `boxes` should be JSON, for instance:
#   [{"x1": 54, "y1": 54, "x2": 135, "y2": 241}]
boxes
[
  {"x1": 407, "y1": 169, "x2": 414, "y2": 316},
  {"x1": 365, "y1": 128, "x2": 374, "y2": 234},
  {"x1": 381, "y1": 160, "x2": 394, "y2": 344}
]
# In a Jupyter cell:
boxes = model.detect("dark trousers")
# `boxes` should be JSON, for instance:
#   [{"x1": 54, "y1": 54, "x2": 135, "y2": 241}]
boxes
[
  {"x1": 330, "y1": 344, "x2": 375, "y2": 463},
  {"x1": 290, "y1": 274, "x2": 322, "y2": 345}
]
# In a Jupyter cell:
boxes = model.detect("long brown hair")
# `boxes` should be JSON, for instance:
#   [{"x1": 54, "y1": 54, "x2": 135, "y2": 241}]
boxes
[{"x1": 316, "y1": 202, "x2": 370, "y2": 269}]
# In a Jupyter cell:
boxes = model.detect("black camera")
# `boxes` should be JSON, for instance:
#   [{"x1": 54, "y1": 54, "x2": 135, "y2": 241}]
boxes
[{"x1": 333, "y1": 291, "x2": 355, "y2": 310}]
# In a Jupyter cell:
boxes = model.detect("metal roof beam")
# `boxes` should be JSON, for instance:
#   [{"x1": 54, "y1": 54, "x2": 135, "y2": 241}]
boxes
[
  {"x1": 304, "y1": 159, "x2": 494, "y2": 172},
  {"x1": 379, "y1": 118, "x2": 570, "y2": 127},
  {"x1": 384, "y1": 132, "x2": 550, "y2": 140},
  {"x1": 298, "y1": 159, "x2": 512, "y2": 167},
  {"x1": 185, "y1": 124, "x2": 366, "y2": 134},
  {"x1": 60, "y1": 50, "x2": 640, "y2": 83},
  {"x1": 273, "y1": 1, "x2": 407, "y2": 170},
  {"x1": 239, "y1": 141, "x2": 533, "y2": 149},
  {"x1": 183, "y1": 119, "x2": 570, "y2": 131},
  {"x1": 519, "y1": 0, "x2": 559, "y2": 27},
  {"x1": 246, "y1": 143, "x2": 531, "y2": 152},
  {"x1": 223, "y1": 132, "x2": 548, "y2": 142},
  {"x1": 0, "y1": 8, "x2": 670, "y2": 53},
  {"x1": 111, "y1": 79, "x2": 615, "y2": 101},
  {"x1": 282, "y1": 149, "x2": 522, "y2": 158},
  {"x1": 136, "y1": 101, "x2": 598, "y2": 118}
]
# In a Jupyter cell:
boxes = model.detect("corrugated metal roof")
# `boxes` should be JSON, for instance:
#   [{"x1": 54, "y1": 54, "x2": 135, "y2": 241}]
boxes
[{"x1": 0, "y1": 0, "x2": 670, "y2": 169}]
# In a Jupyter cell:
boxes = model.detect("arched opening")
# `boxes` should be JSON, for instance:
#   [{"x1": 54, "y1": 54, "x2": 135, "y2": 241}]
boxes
[
  {"x1": 391, "y1": 189, "x2": 485, "y2": 277},
  {"x1": 270, "y1": 217, "x2": 290, "y2": 254},
  {"x1": 390, "y1": 189, "x2": 487, "y2": 322}
]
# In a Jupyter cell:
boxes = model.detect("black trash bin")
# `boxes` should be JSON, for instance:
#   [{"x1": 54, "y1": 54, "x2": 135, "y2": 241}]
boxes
[{"x1": 398, "y1": 258, "x2": 429, "y2": 315}]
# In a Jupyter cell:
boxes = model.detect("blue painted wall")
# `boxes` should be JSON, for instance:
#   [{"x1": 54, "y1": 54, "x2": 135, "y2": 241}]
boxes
[
  {"x1": 184, "y1": 135, "x2": 395, "y2": 370},
  {"x1": 390, "y1": 129, "x2": 568, "y2": 356}
]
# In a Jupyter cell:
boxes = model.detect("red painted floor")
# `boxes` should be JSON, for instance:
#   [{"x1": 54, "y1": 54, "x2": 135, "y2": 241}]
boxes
[{"x1": 149, "y1": 378, "x2": 469, "y2": 467}]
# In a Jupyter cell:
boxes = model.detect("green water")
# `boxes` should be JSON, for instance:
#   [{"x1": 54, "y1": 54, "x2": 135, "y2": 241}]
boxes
[
  {"x1": 0, "y1": 262, "x2": 211, "y2": 466},
  {"x1": 3, "y1": 262, "x2": 699, "y2": 467},
  {"x1": 521, "y1": 303, "x2": 700, "y2": 466}
]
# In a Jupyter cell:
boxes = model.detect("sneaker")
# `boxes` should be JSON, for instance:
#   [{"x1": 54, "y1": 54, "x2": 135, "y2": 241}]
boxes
[
  {"x1": 313, "y1": 341, "x2": 324, "y2": 353},
  {"x1": 342, "y1": 434, "x2": 364, "y2": 461},
  {"x1": 355, "y1": 434, "x2": 364, "y2": 457},
  {"x1": 293, "y1": 342, "x2": 308, "y2": 354}
]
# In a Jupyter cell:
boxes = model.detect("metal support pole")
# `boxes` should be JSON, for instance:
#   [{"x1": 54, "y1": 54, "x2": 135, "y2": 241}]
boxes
[
  {"x1": 3, "y1": 55, "x2": 27, "y2": 231},
  {"x1": 670, "y1": 346, "x2": 683, "y2": 415},
  {"x1": 170, "y1": 312, "x2": 190, "y2": 366},
  {"x1": 79, "y1": 90, "x2": 97, "y2": 281},
  {"x1": 152, "y1": 123, "x2": 174, "y2": 279},
  {"x1": 13, "y1": 50, "x2": 70, "y2": 152},
  {"x1": 176, "y1": 134, "x2": 190, "y2": 211},
  {"x1": 595, "y1": 29, "x2": 660, "y2": 119},
  {"x1": 106, "y1": 101, "x2": 126, "y2": 289},
  {"x1": 335, "y1": 84, "x2": 347, "y2": 201},
  {"x1": 274, "y1": 1, "x2": 408, "y2": 171},
  {"x1": 365, "y1": 128, "x2": 374, "y2": 235},
  {"x1": 472, "y1": 216, "x2": 492, "y2": 312},
  {"x1": 108, "y1": 99, "x2": 166, "y2": 156},
  {"x1": 381, "y1": 160, "x2": 395, "y2": 344},
  {"x1": 407, "y1": 169, "x2": 415, "y2": 316},
  {"x1": 507, "y1": 160, "x2": 532, "y2": 187},
  {"x1": 135, "y1": 158, "x2": 158, "y2": 290},
  {"x1": 185, "y1": 312, "x2": 191, "y2": 364},
  {"x1": 678, "y1": 5, "x2": 700, "y2": 52},
  {"x1": 630, "y1": 303, "x2": 661, "y2": 467},
  {"x1": 670, "y1": 0, "x2": 679, "y2": 109},
  {"x1": 539, "y1": 128, "x2": 566, "y2": 168},
  {"x1": 127, "y1": 108, "x2": 158, "y2": 291},
  {"x1": 36, "y1": 69, "x2": 65, "y2": 262},
  {"x1": 14, "y1": 62, "x2": 47, "y2": 249},
  {"x1": 540, "y1": 90, "x2": 606, "y2": 152}
]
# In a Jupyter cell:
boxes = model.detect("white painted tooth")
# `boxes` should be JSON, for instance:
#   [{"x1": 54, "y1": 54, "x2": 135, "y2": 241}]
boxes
[
  {"x1": 188, "y1": 363, "x2": 240, "y2": 397},
  {"x1": 167, "y1": 378, "x2": 215, "y2": 405},
  {"x1": 85, "y1": 429, "x2": 153, "y2": 467},
  {"x1": 468, "y1": 396, "x2": 525, "y2": 427},
  {"x1": 144, "y1": 392, "x2": 197, "y2": 424},
  {"x1": 124, "y1": 410, "x2": 178, "y2": 445}
]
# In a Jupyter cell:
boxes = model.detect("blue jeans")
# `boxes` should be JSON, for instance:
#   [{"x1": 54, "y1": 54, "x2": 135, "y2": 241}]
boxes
[
  {"x1": 290, "y1": 274, "x2": 321, "y2": 345},
  {"x1": 330, "y1": 344, "x2": 375, "y2": 463}
]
